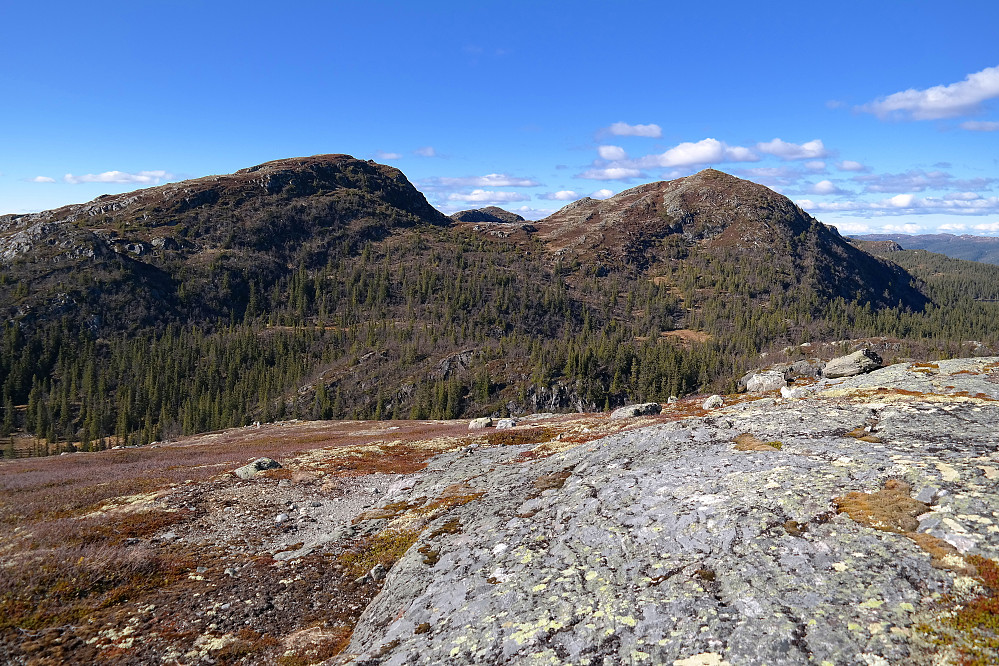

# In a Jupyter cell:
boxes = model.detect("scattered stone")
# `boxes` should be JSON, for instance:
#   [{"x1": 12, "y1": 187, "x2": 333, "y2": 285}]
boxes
[
  {"x1": 369, "y1": 564, "x2": 388, "y2": 582},
  {"x1": 468, "y1": 417, "x2": 492, "y2": 430},
  {"x1": 275, "y1": 513, "x2": 288, "y2": 524},
  {"x1": 822, "y1": 348, "x2": 883, "y2": 378},
  {"x1": 783, "y1": 359, "x2": 824, "y2": 381},
  {"x1": 667, "y1": 396, "x2": 678, "y2": 404},
  {"x1": 232, "y1": 457, "x2": 282, "y2": 480},
  {"x1": 609, "y1": 402, "x2": 662, "y2": 419},
  {"x1": 702, "y1": 394, "x2": 724, "y2": 409},
  {"x1": 780, "y1": 385, "x2": 807, "y2": 399},
  {"x1": 494, "y1": 418, "x2": 517, "y2": 430},
  {"x1": 745, "y1": 370, "x2": 787, "y2": 393}
]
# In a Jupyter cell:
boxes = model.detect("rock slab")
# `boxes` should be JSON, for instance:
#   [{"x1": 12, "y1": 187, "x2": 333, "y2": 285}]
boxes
[
  {"x1": 610, "y1": 402, "x2": 662, "y2": 419},
  {"x1": 822, "y1": 348, "x2": 883, "y2": 378}
]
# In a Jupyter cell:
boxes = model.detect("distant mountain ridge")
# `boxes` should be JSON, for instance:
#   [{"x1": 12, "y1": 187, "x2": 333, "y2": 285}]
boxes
[{"x1": 851, "y1": 233, "x2": 999, "y2": 266}]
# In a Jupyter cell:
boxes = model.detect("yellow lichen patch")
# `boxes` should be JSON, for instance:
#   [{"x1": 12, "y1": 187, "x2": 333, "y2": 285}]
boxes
[
  {"x1": 673, "y1": 653, "x2": 731, "y2": 666},
  {"x1": 936, "y1": 462, "x2": 961, "y2": 482},
  {"x1": 733, "y1": 433, "x2": 782, "y2": 452},
  {"x1": 833, "y1": 480, "x2": 929, "y2": 534}
]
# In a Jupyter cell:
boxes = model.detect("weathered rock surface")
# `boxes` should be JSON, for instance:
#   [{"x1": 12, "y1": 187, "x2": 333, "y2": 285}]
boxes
[
  {"x1": 468, "y1": 417, "x2": 493, "y2": 430},
  {"x1": 610, "y1": 402, "x2": 662, "y2": 419},
  {"x1": 338, "y1": 357, "x2": 999, "y2": 665},
  {"x1": 822, "y1": 348, "x2": 884, "y2": 378},
  {"x1": 703, "y1": 395, "x2": 724, "y2": 409},
  {"x1": 232, "y1": 457, "x2": 282, "y2": 479},
  {"x1": 744, "y1": 370, "x2": 787, "y2": 393}
]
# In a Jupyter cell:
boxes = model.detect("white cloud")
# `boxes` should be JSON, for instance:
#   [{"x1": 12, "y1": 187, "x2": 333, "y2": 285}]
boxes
[
  {"x1": 887, "y1": 194, "x2": 914, "y2": 208},
  {"x1": 797, "y1": 194, "x2": 999, "y2": 217},
  {"x1": 31, "y1": 176, "x2": 56, "y2": 183},
  {"x1": 597, "y1": 145, "x2": 627, "y2": 161},
  {"x1": 756, "y1": 138, "x2": 828, "y2": 160},
  {"x1": 961, "y1": 120, "x2": 999, "y2": 131},
  {"x1": 606, "y1": 122, "x2": 662, "y2": 138},
  {"x1": 804, "y1": 161, "x2": 827, "y2": 172},
  {"x1": 63, "y1": 170, "x2": 172, "y2": 185},
  {"x1": 576, "y1": 166, "x2": 643, "y2": 181},
  {"x1": 414, "y1": 146, "x2": 438, "y2": 157},
  {"x1": 854, "y1": 169, "x2": 995, "y2": 193},
  {"x1": 859, "y1": 64, "x2": 999, "y2": 120},
  {"x1": 810, "y1": 180, "x2": 846, "y2": 195},
  {"x1": 838, "y1": 160, "x2": 869, "y2": 172},
  {"x1": 881, "y1": 223, "x2": 924, "y2": 234},
  {"x1": 446, "y1": 190, "x2": 531, "y2": 204},
  {"x1": 945, "y1": 192, "x2": 980, "y2": 201},
  {"x1": 590, "y1": 189, "x2": 615, "y2": 199},
  {"x1": 374, "y1": 151, "x2": 402, "y2": 160},
  {"x1": 828, "y1": 220, "x2": 872, "y2": 234},
  {"x1": 637, "y1": 138, "x2": 759, "y2": 168},
  {"x1": 539, "y1": 190, "x2": 580, "y2": 201},
  {"x1": 736, "y1": 166, "x2": 803, "y2": 188},
  {"x1": 938, "y1": 223, "x2": 968, "y2": 231},
  {"x1": 973, "y1": 222, "x2": 999, "y2": 232},
  {"x1": 424, "y1": 173, "x2": 540, "y2": 188}
]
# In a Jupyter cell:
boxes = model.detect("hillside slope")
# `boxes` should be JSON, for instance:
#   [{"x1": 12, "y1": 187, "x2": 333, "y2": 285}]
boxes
[{"x1": 1, "y1": 158, "x2": 997, "y2": 451}]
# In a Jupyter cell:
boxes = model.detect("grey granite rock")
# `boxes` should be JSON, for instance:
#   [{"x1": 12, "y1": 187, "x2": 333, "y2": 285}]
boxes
[
  {"x1": 745, "y1": 371, "x2": 787, "y2": 393},
  {"x1": 232, "y1": 457, "x2": 281, "y2": 480},
  {"x1": 822, "y1": 348, "x2": 883, "y2": 379},
  {"x1": 337, "y1": 357, "x2": 999, "y2": 665},
  {"x1": 610, "y1": 402, "x2": 662, "y2": 419}
]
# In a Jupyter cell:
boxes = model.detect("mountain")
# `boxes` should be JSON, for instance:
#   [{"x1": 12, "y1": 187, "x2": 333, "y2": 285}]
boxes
[
  {"x1": 852, "y1": 233, "x2": 999, "y2": 265},
  {"x1": 1, "y1": 157, "x2": 997, "y2": 453},
  {"x1": 450, "y1": 206, "x2": 526, "y2": 224},
  {"x1": 535, "y1": 169, "x2": 927, "y2": 310},
  {"x1": 0, "y1": 154, "x2": 450, "y2": 333}
]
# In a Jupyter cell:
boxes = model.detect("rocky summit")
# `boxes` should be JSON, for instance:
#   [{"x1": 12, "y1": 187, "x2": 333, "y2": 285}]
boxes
[{"x1": 4, "y1": 357, "x2": 997, "y2": 665}]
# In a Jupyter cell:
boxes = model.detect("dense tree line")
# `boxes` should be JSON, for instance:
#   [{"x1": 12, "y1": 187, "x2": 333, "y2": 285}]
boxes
[{"x1": 2, "y1": 228, "x2": 998, "y2": 456}]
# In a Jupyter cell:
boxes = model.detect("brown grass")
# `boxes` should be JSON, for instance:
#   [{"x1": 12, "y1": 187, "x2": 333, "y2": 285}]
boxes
[
  {"x1": 733, "y1": 433, "x2": 782, "y2": 452},
  {"x1": 833, "y1": 479, "x2": 928, "y2": 533}
]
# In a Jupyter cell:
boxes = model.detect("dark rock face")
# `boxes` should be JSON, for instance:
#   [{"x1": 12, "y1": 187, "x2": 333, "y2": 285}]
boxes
[
  {"x1": 450, "y1": 207, "x2": 526, "y2": 224},
  {"x1": 822, "y1": 348, "x2": 884, "y2": 378}
]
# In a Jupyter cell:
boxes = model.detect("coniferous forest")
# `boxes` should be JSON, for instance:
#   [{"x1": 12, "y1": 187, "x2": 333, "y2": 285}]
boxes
[{"x1": 2, "y1": 156, "x2": 998, "y2": 456}]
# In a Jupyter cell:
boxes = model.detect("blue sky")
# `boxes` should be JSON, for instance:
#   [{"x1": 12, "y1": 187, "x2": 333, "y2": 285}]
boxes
[{"x1": 2, "y1": 1, "x2": 998, "y2": 235}]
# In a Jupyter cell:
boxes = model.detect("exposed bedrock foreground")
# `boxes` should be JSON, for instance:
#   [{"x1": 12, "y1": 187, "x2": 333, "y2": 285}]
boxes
[{"x1": 341, "y1": 358, "x2": 999, "y2": 665}]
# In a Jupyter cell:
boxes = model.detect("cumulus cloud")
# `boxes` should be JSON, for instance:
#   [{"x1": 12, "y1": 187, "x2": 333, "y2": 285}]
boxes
[
  {"x1": 938, "y1": 223, "x2": 968, "y2": 231},
  {"x1": 539, "y1": 190, "x2": 580, "y2": 201},
  {"x1": 961, "y1": 120, "x2": 999, "y2": 131},
  {"x1": 576, "y1": 166, "x2": 644, "y2": 181},
  {"x1": 414, "y1": 146, "x2": 438, "y2": 157},
  {"x1": 373, "y1": 151, "x2": 402, "y2": 160},
  {"x1": 605, "y1": 122, "x2": 662, "y2": 138},
  {"x1": 854, "y1": 169, "x2": 995, "y2": 194},
  {"x1": 63, "y1": 170, "x2": 172, "y2": 185},
  {"x1": 597, "y1": 145, "x2": 627, "y2": 161},
  {"x1": 424, "y1": 173, "x2": 541, "y2": 188},
  {"x1": 809, "y1": 180, "x2": 848, "y2": 195},
  {"x1": 973, "y1": 221, "x2": 999, "y2": 232},
  {"x1": 590, "y1": 189, "x2": 615, "y2": 199},
  {"x1": 638, "y1": 138, "x2": 759, "y2": 168},
  {"x1": 756, "y1": 138, "x2": 828, "y2": 160},
  {"x1": 859, "y1": 64, "x2": 999, "y2": 120},
  {"x1": 804, "y1": 161, "x2": 827, "y2": 172},
  {"x1": 838, "y1": 160, "x2": 869, "y2": 172},
  {"x1": 31, "y1": 176, "x2": 56, "y2": 183},
  {"x1": 446, "y1": 190, "x2": 531, "y2": 204},
  {"x1": 881, "y1": 223, "x2": 924, "y2": 234}
]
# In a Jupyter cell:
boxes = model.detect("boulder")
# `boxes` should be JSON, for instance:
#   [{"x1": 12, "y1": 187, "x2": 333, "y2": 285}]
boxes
[
  {"x1": 495, "y1": 418, "x2": 517, "y2": 430},
  {"x1": 233, "y1": 457, "x2": 282, "y2": 480},
  {"x1": 822, "y1": 348, "x2": 883, "y2": 379},
  {"x1": 745, "y1": 371, "x2": 787, "y2": 393},
  {"x1": 783, "y1": 359, "x2": 824, "y2": 381},
  {"x1": 703, "y1": 395, "x2": 724, "y2": 410},
  {"x1": 468, "y1": 417, "x2": 493, "y2": 430},
  {"x1": 610, "y1": 403, "x2": 662, "y2": 419}
]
